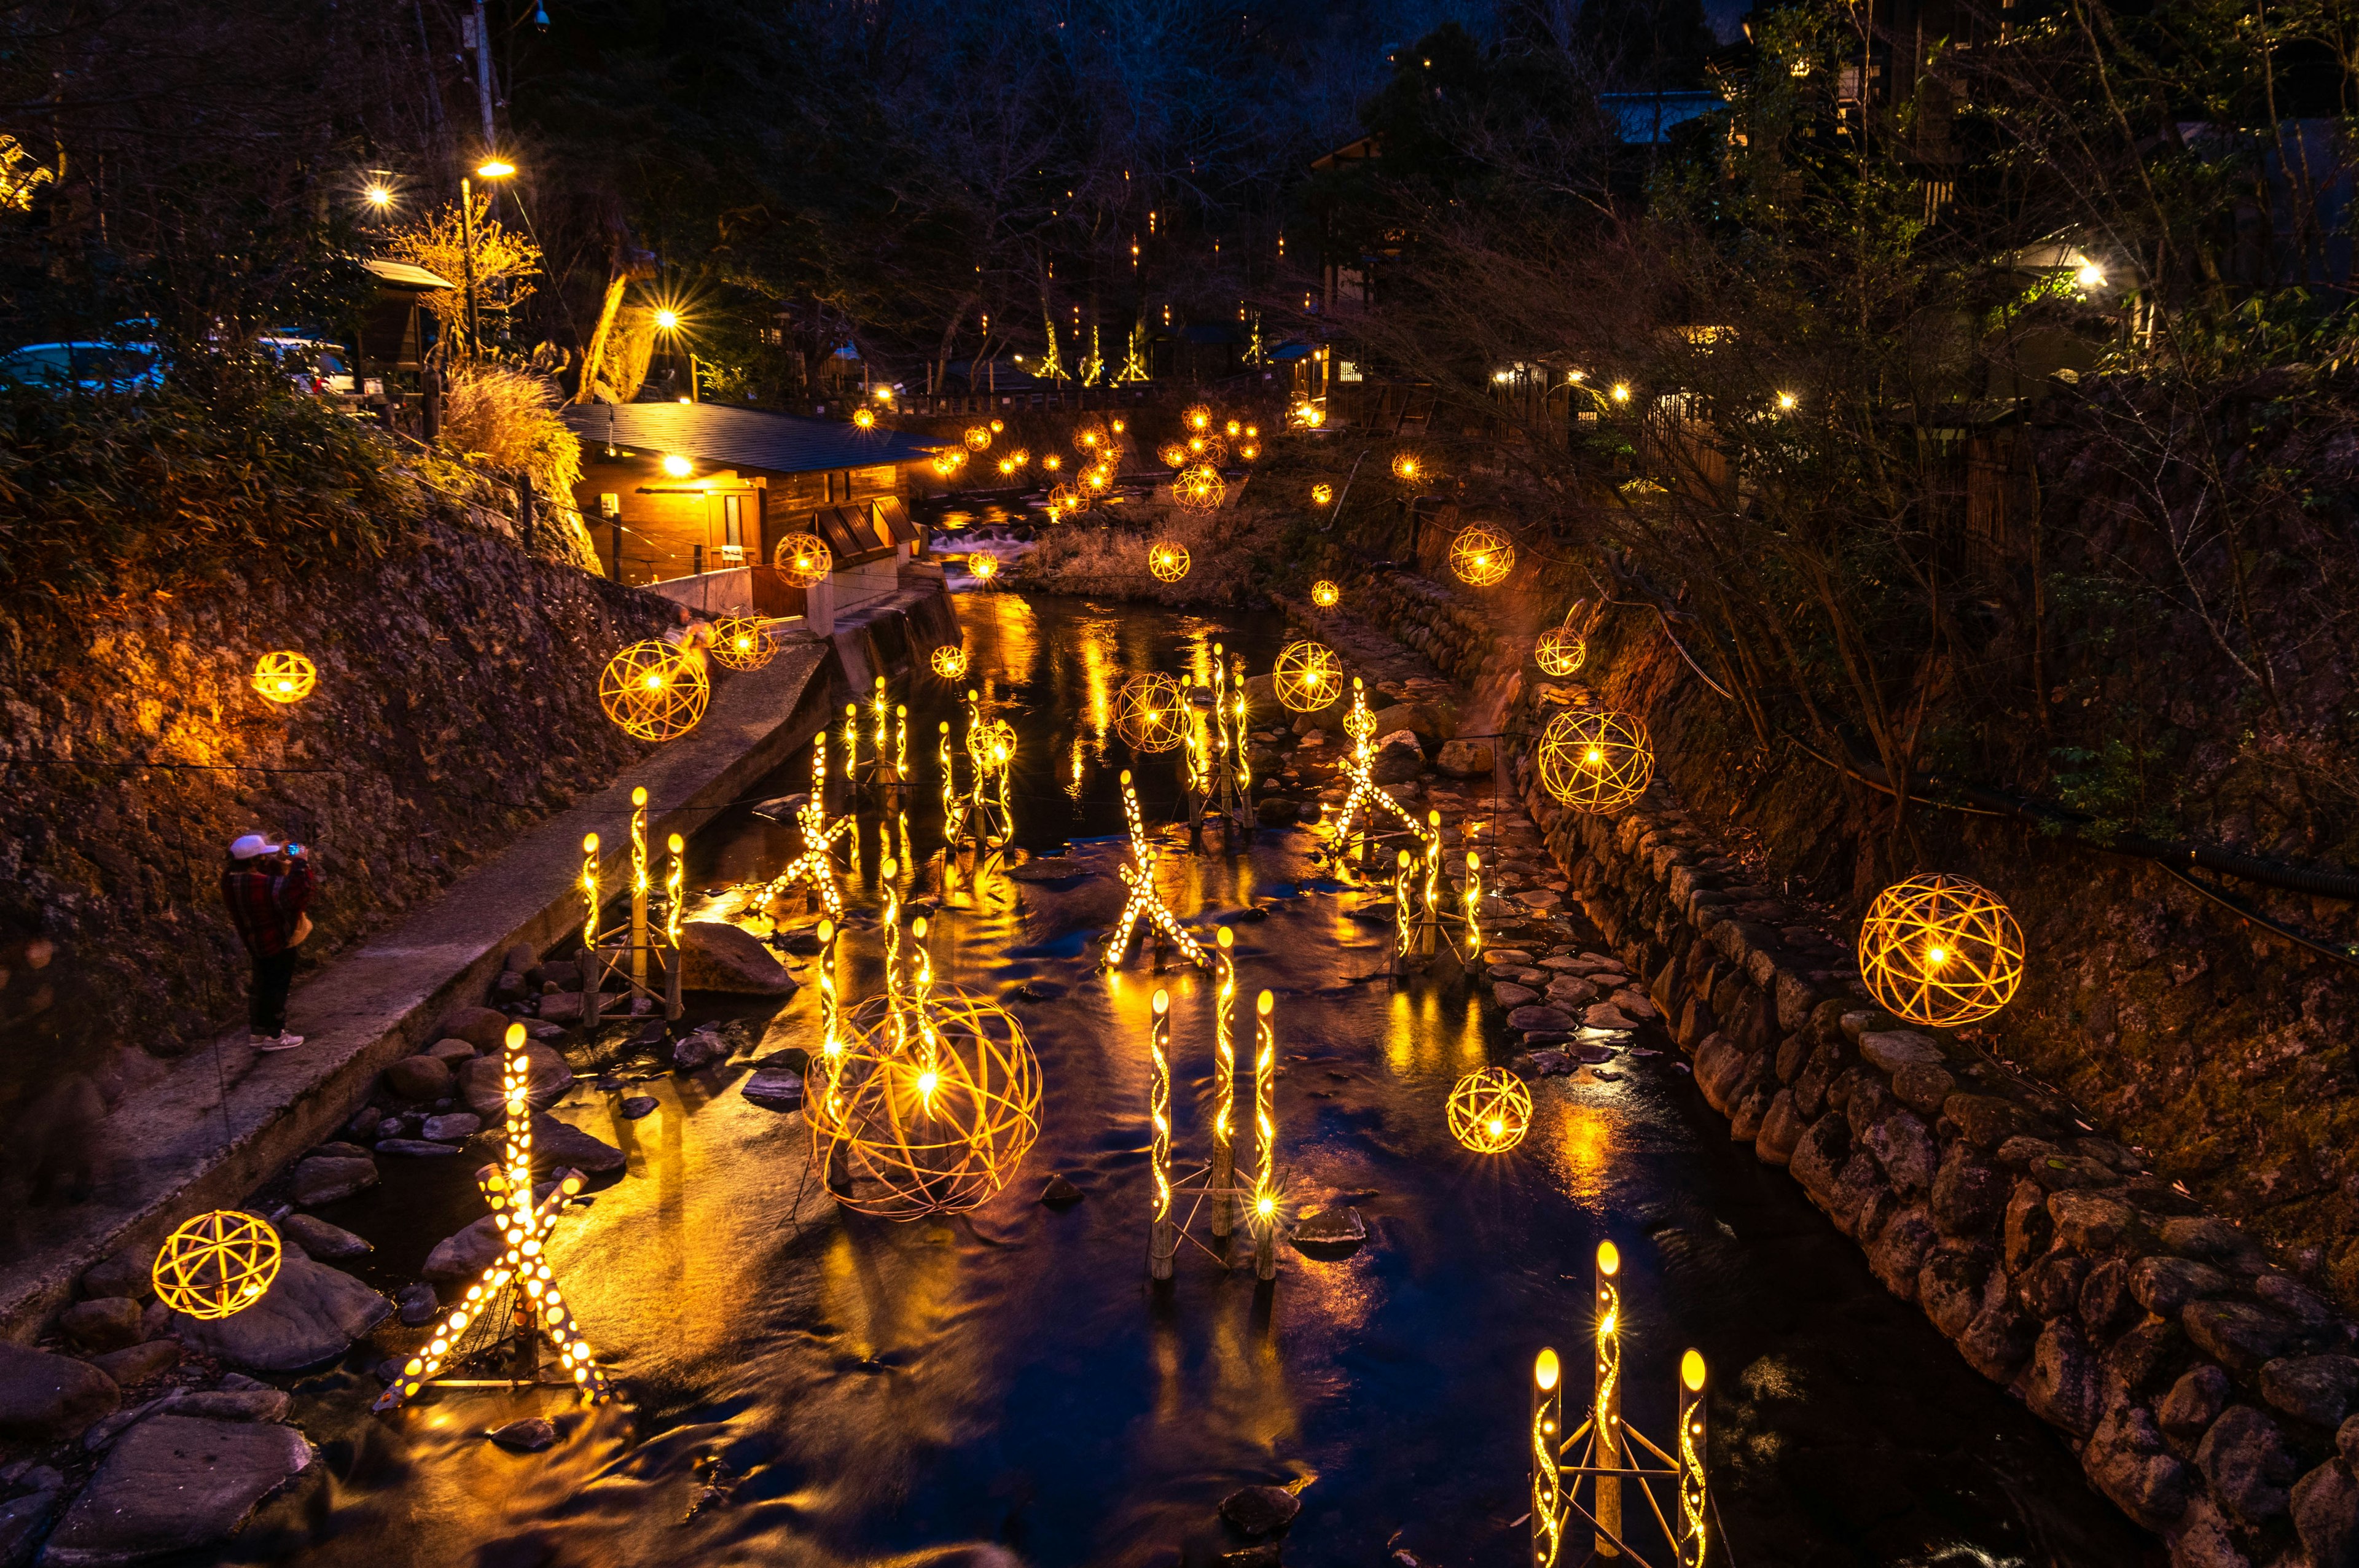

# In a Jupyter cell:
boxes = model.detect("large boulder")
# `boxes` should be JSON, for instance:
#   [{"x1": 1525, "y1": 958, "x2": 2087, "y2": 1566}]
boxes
[
  {"x1": 678, "y1": 921, "x2": 800, "y2": 995},
  {"x1": 2291, "y1": 1459, "x2": 2359, "y2": 1568},
  {"x1": 60, "y1": 1298, "x2": 144, "y2": 1354},
  {"x1": 2084, "y1": 1403, "x2": 2189, "y2": 1530},
  {"x1": 1433, "y1": 738, "x2": 1494, "y2": 778},
  {"x1": 381, "y1": 1055, "x2": 452, "y2": 1101},
  {"x1": 278, "y1": 1214, "x2": 370, "y2": 1262},
  {"x1": 529, "y1": 1113, "x2": 625, "y2": 1174},
  {"x1": 0, "y1": 1343, "x2": 119, "y2": 1443},
  {"x1": 290, "y1": 1155, "x2": 377, "y2": 1207},
  {"x1": 421, "y1": 1215, "x2": 504, "y2": 1284},
  {"x1": 2196, "y1": 1405, "x2": 2299, "y2": 1523},
  {"x1": 1366, "y1": 733, "x2": 1425, "y2": 785},
  {"x1": 436, "y1": 1005, "x2": 513, "y2": 1051},
  {"x1": 460, "y1": 1043, "x2": 574, "y2": 1117},
  {"x1": 170, "y1": 1253, "x2": 391, "y2": 1371},
  {"x1": 40, "y1": 1414, "x2": 313, "y2": 1565}
]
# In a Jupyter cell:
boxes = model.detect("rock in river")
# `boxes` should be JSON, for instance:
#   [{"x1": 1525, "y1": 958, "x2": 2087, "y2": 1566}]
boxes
[
  {"x1": 41, "y1": 1414, "x2": 313, "y2": 1566},
  {"x1": 530, "y1": 1113, "x2": 625, "y2": 1174},
  {"x1": 291, "y1": 1155, "x2": 377, "y2": 1207},
  {"x1": 1220, "y1": 1484, "x2": 1302, "y2": 1537},
  {"x1": 170, "y1": 1253, "x2": 391, "y2": 1371},
  {"x1": 0, "y1": 1343, "x2": 119, "y2": 1442},
  {"x1": 488, "y1": 1417, "x2": 557, "y2": 1452},
  {"x1": 279, "y1": 1214, "x2": 371, "y2": 1261},
  {"x1": 678, "y1": 921, "x2": 800, "y2": 994},
  {"x1": 741, "y1": 1066, "x2": 805, "y2": 1111}
]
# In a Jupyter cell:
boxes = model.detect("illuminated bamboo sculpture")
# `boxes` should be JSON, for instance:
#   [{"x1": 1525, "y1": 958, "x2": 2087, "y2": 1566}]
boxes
[
  {"x1": 375, "y1": 1023, "x2": 611, "y2": 1412},
  {"x1": 1535, "y1": 709, "x2": 1655, "y2": 814},
  {"x1": 577, "y1": 787, "x2": 686, "y2": 1023},
  {"x1": 153, "y1": 1211, "x2": 281, "y2": 1320},
  {"x1": 777, "y1": 532, "x2": 833, "y2": 586},
  {"x1": 1211, "y1": 927, "x2": 1238, "y2": 1237},
  {"x1": 941, "y1": 692, "x2": 1015, "y2": 851},
  {"x1": 1858, "y1": 873, "x2": 2024, "y2": 1027},
  {"x1": 1113, "y1": 673, "x2": 1187, "y2": 754},
  {"x1": 710, "y1": 616, "x2": 777, "y2": 671},
  {"x1": 1310, "y1": 579, "x2": 1340, "y2": 607},
  {"x1": 1173, "y1": 463, "x2": 1225, "y2": 512},
  {"x1": 1135, "y1": 956, "x2": 1277, "y2": 1279},
  {"x1": 1391, "y1": 451, "x2": 1423, "y2": 484},
  {"x1": 930, "y1": 644, "x2": 970, "y2": 680},
  {"x1": 1331, "y1": 678, "x2": 1434, "y2": 864},
  {"x1": 964, "y1": 424, "x2": 993, "y2": 451},
  {"x1": 599, "y1": 640, "x2": 710, "y2": 742},
  {"x1": 1103, "y1": 770, "x2": 1208, "y2": 972},
  {"x1": 1159, "y1": 441, "x2": 1190, "y2": 469},
  {"x1": 1149, "y1": 989, "x2": 1178, "y2": 1279},
  {"x1": 1525, "y1": 1241, "x2": 1710, "y2": 1568},
  {"x1": 1450, "y1": 523, "x2": 1515, "y2": 587},
  {"x1": 1447, "y1": 1067, "x2": 1532, "y2": 1153},
  {"x1": 762, "y1": 733, "x2": 851, "y2": 920},
  {"x1": 251, "y1": 650, "x2": 317, "y2": 704},
  {"x1": 1183, "y1": 403, "x2": 1213, "y2": 432},
  {"x1": 1535, "y1": 611, "x2": 1587, "y2": 677},
  {"x1": 1461, "y1": 849, "x2": 1485, "y2": 964},
  {"x1": 1272, "y1": 639, "x2": 1342, "y2": 713},
  {"x1": 1251, "y1": 989, "x2": 1279, "y2": 1281},
  {"x1": 1148, "y1": 539, "x2": 1192, "y2": 582}
]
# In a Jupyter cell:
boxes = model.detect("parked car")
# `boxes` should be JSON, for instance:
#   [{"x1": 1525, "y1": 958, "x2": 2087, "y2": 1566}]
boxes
[
  {"x1": 257, "y1": 335, "x2": 353, "y2": 394},
  {"x1": 0, "y1": 340, "x2": 162, "y2": 392}
]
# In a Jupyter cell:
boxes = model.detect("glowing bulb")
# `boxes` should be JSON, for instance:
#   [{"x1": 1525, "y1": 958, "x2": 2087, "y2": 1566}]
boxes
[
  {"x1": 1536, "y1": 1348, "x2": 1561, "y2": 1389},
  {"x1": 1585, "y1": 747, "x2": 1603, "y2": 765},
  {"x1": 1611, "y1": 383, "x2": 1631, "y2": 402},
  {"x1": 2075, "y1": 260, "x2": 2105, "y2": 289},
  {"x1": 644, "y1": 673, "x2": 665, "y2": 690},
  {"x1": 364, "y1": 184, "x2": 393, "y2": 209},
  {"x1": 654, "y1": 308, "x2": 679, "y2": 331},
  {"x1": 1256, "y1": 1195, "x2": 1275, "y2": 1217},
  {"x1": 1777, "y1": 391, "x2": 1797, "y2": 410},
  {"x1": 1926, "y1": 945, "x2": 1948, "y2": 967},
  {"x1": 475, "y1": 158, "x2": 516, "y2": 178},
  {"x1": 661, "y1": 453, "x2": 691, "y2": 477},
  {"x1": 917, "y1": 1069, "x2": 939, "y2": 1098}
]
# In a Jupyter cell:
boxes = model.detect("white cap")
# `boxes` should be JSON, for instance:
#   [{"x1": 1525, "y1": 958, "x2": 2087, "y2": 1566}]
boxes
[{"x1": 229, "y1": 833, "x2": 283, "y2": 860}]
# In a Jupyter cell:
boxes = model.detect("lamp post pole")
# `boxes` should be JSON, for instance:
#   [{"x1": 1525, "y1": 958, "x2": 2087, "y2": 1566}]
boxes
[{"x1": 460, "y1": 176, "x2": 480, "y2": 358}]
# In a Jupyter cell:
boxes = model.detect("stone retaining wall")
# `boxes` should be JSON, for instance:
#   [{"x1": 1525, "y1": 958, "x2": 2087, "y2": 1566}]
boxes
[
  {"x1": 1506, "y1": 683, "x2": 2359, "y2": 1568},
  {"x1": 1315, "y1": 550, "x2": 1508, "y2": 689}
]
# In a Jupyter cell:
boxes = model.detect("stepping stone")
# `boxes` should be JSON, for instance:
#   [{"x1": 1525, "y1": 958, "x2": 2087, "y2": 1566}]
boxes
[
  {"x1": 42, "y1": 1414, "x2": 313, "y2": 1564},
  {"x1": 0, "y1": 1344, "x2": 119, "y2": 1442},
  {"x1": 279, "y1": 1214, "x2": 370, "y2": 1261},
  {"x1": 741, "y1": 1067, "x2": 805, "y2": 1111},
  {"x1": 170, "y1": 1254, "x2": 391, "y2": 1372}
]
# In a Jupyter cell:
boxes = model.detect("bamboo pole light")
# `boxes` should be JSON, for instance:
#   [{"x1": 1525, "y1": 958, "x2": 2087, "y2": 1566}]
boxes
[
  {"x1": 1272, "y1": 639, "x2": 1342, "y2": 712},
  {"x1": 1211, "y1": 927, "x2": 1238, "y2": 1237},
  {"x1": 1447, "y1": 1067, "x2": 1532, "y2": 1153},
  {"x1": 929, "y1": 644, "x2": 970, "y2": 680},
  {"x1": 1148, "y1": 540, "x2": 1192, "y2": 582},
  {"x1": 1450, "y1": 524, "x2": 1515, "y2": 587},
  {"x1": 251, "y1": 651, "x2": 317, "y2": 704},
  {"x1": 777, "y1": 532, "x2": 834, "y2": 587},
  {"x1": 152, "y1": 1211, "x2": 281, "y2": 1320},
  {"x1": 1310, "y1": 580, "x2": 1340, "y2": 608},
  {"x1": 1858, "y1": 873, "x2": 2025, "y2": 1027},
  {"x1": 1173, "y1": 463, "x2": 1226, "y2": 512},
  {"x1": 710, "y1": 616, "x2": 776, "y2": 671},
  {"x1": 1149, "y1": 989, "x2": 1177, "y2": 1278},
  {"x1": 598, "y1": 640, "x2": 710, "y2": 742},
  {"x1": 1114, "y1": 673, "x2": 1187, "y2": 752},
  {"x1": 1535, "y1": 709, "x2": 1653, "y2": 814}
]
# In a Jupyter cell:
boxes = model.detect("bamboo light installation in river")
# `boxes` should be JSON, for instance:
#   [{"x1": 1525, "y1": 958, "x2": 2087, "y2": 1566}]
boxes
[
  {"x1": 575, "y1": 786, "x2": 684, "y2": 1026},
  {"x1": 1104, "y1": 769, "x2": 1208, "y2": 972},
  {"x1": 1332, "y1": 677, "x2": 1435, "y2": 867},
  {"x1": 1140, "y1": 968, "x2": 1280, "y2": 1282},
  {"x1": 1525, "y1": 1241, "x2": 1710, "y2": 1568},
  {"x1": 764, "y1": 731, "x2": 851, "y2": 919}
]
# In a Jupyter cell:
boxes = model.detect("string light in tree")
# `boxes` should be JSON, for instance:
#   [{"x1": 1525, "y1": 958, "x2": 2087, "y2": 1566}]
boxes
[
  {"x1": 152, "y1": 1211, "x2": 281, "y2": 1320},
  {"x1": 1447, "y1": 1067, "x2": 1532, "y2": 1153},
  {"x1": 1535, "y1": 709, "x2": 1654, "y2": 814},
  {"x1": 1114, "y1": 673, "x2": 1187, "y2": 752},
  {"x1": 1148, "y1": 540, "x2": 1192, "y2": 582},
  {"x1": 598, "y1": 640, "x2": 710, "y2": 742},
  {"x1": 776, "y1": 532, "x2": 834, "y2": 587},
  {"x1": 1858, "y1": 874, "x2": 2025, "y2": 1027},
  {"x1": 1272, "y1": 639, "x2": 1341, "y2": 712},
  {"x1": 1450, "y1": 524, "x2": 1515, "y2": 587},
  {"x1": 251, "y1": 651, "x2": 317, "y2": 704},
  {"x1": 710, "y1": 616, "x2": 777, "y2": 671},
  {"x1": 1310, "y1": 580, "x2": 1340, "y2": 608}
]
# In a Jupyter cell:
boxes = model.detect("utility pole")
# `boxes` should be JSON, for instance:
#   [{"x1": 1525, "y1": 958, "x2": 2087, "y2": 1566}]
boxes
[{"x1": 467, "y1": 0, "x2": 498, "y2": 155}]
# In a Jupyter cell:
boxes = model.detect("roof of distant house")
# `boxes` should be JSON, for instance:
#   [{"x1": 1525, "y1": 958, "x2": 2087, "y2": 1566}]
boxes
[
  {"x1": 362, "y1": 257, "x2": 456, "y2": 292},
  {"x1": 563, "y1": 400, "x2": 945, "y2": 477}
]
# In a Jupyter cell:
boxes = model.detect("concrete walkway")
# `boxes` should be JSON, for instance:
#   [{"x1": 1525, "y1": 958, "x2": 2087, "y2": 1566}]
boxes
[{"x1": 1, "y1": 630, "x2": 849, "y2": 1339}]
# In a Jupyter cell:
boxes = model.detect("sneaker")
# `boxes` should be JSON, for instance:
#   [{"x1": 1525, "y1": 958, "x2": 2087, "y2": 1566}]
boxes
[{"x1": 253, "y1": 1032, "x2": 306, "y2": 1052}]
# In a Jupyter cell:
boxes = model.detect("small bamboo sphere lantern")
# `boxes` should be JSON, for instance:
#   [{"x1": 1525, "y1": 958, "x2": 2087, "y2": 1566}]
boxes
[
  {"x1": 1535, "y1": 708, "x2": 1653, "y2": 813},
  {"x1": 600, "y1": 640, "x2": 711, "y2": 742},
  {"x1": 1535, "y1": 624, "x2": 1586, "y2": 676},
  {"x1": 963, "y1": 424, "x2": 993, "y2": 451},
  {"x1": 1041, "y1": 453, "x2": 1063, "y2": 473},
  {"x1": 1272, "y1": 639, "x2": 1343, "y2": 712},
  {"x1": 1311, "y1": 483, "x2": 1334, "y2": 506},
  {"x1": 1238, "y1": 442, "x2": 1261, "y2": 461},
  {"x1": 1183, "y1": 402, "x2": 1213, "y2": 432},
  {"x1": 1073, "y1": 418, "x2": 1108, "y2": 453},
  {"x1": 1450, "y1": 524, "x2": 1515, "y2": 587},
  {"x1": 1114, "y1": 673, "x2": 1187, "y2": 752},
  {"x1": 1173, "y1": 464, "x2": 1226, "y2": 513},
  {"x1": 1390, "y1": 451, "x2": 1423, "y2": 483},
  {"x1": 1148, "y1": 540, "x2": 1192, "y2": 583},
  {"x1": 969, "y1": 552, "x2": 1001, "y2": 583},
  {"x1": 1859, "y1": 874, "x2": 2026, "y2": 1028},
  {"x1": 930, "y1": 644, "x2": 970, "y2": 680},
  {"x1": 1310, "y1": 580, "x2": 1340, "y2": 609},
  {"x1": 710, "y1": 616, "x2": 775, "y2": 672},
  {"x1": 152, "y1": 1210, "x2": 281, "y2": 1320},
  {"x1": 776, "y1": 532, "x2": 834, "y2": 587},
  {"x1": 1158, "y1": 441, "x2": 1190, "y2": 470},
  {"x1": 251, "y1": 651, "x2": 316, "y2": 704},
  {"x1": 1009, "y1": 447, "x2": 1031, "y2": 468},
  {"x1": 1447, "y1": 1067, "x2": 1533, "y2": 1153},
  {"x1": 1046, "y1": 482, "x2": 1083, "y2": 518},
  {"x1": 825, "y1": 987, "x2": 1043, "y2": 1220},
  {"x1": 853, "y1": 407, "x2": 877, "y2": 429}
]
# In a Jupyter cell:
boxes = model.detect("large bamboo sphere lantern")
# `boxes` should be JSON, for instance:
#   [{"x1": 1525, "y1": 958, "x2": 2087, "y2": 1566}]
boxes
[
  {"x1": 963, "y1": 424, "x2": 993, "y2": 451},
  {"x1": 1535, "y1": 625, "x2": 1586, "y2": 676},
  {"x1": 1173, "y1": 464, "x2": 1226, "y2": 513},
  {"x1": 1447, "y1": 1067, "x2": 1533, "y2": 1153},
  {"x1": 1859, "y1": 874, "x2": 2025, "y2": 1028},
  {"x1": 600, "y1": 640, "x2": 711, "y2": 743},
  {"x1": 153, "y1": 1210, "x2": 281, "y2": 1320},
  {"x1": 710, "y1": 616, "x2": 776, "y2": 672},
  {"x1": 1114, "y1": 673, "x2": 1187, "y2": 752},
  {"x1": 1148, "y1": 539, "x2": 1192, "y2": 583},
  {"x1": 929, "y1": 644, "x2": 970, "y2": 680},
  {"x1": 825, "y1": 988, "x2": 1043, "y2": 1220},
  {"x1": 776, "y1": 532, "x2": 834, "y2": 587},
  {"x1": 1450, "y1": 524, "x2": 1516, "y2": 587},
  {"x1": 251, "y1": 651, "x2": 317, "y2": 704},
  {"x1": 1272, "y1": 640, "x2": 1343, "y2": 712},
  {"x1": 1310, "y1": 580, "x2": 1340, "y2": 609},
  {"x1": 1536, "y1": 708, "x2": 1653, "y2": 813}
]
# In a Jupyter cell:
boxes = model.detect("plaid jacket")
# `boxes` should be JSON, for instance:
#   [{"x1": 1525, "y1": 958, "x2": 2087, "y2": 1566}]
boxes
[{"x1": 222, "y1": 857, "x2": 314, "y2": 958}]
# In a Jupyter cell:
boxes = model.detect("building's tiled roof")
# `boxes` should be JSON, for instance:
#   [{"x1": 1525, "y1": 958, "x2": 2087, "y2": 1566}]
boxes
[{"x1": 564, "y1": 400, "x2": 944, "y2": 477}]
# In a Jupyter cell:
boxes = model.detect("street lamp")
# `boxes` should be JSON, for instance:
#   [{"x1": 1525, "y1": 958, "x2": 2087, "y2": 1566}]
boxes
[
  {"x1": 651, "y1": 303, "x2": 701, "y2": 402},
  {"x1": 459, "y1": 157, "x2": 517, "y2": 357}
]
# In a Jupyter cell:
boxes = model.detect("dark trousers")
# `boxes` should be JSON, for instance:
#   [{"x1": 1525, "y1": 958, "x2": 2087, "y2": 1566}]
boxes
[{"x1": 249, "y1": 950, "x2": 299, "y2": 1036}]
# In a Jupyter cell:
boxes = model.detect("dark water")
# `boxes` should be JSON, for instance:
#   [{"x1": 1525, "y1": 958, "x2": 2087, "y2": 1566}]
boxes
[{"x1": 248, "y1": 595, "x2": 2154, "y2": 1568}]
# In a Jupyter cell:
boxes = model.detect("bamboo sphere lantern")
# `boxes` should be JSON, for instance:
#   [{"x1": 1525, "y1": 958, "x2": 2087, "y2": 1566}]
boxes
[
  {"x1": 1450, "y1": 524, "x2": 1516, "y2": 587},
  {"x1": 1114, "y1": 673, "x2": 1187, "y2": 752},
  {"x1": 1009, "y1": 447, "x2": 1030, "y2": 467},
  {"x1": 600, "y1": 640, "x2": 711, "y2": 743},
  {"x1": 251, "y1": 651, "x2": 317, "y2": 704},
  {"x1": 1148, "y1": 539, "x2": 1192, "y2": 583},
  {"x1": 1173, "y1": 463, "x2": 1226, "y2": 513},
  {"x1": 1046, "y1": 482, "x2": 1084, "y2": 518},
  {"x1": 930, "y1": 644, "x2": 970, "y2": 680},
  {"x1": 1310, "y1": 580, "x2": 1340, "y2": 608},
  {"x1": 825, "y1": 987, "x2": 1043, "y2": 1220},
  {"x1": 1390, "y1": 451, "x2": 1423, "y2": 483},
  {"x1": 1158, "y1": 441, "x2": 1190, "y2": 470},
  {"x1": 1535, "y1": 708, "x2": 1653, "y2": 813},
  {"x1": 1183, "y1": 403, "x2": 1213, "y2": 432},
  {"x1": 1272, "y1": 640, "x2": 1343, "y2": 712},
  {"x1": 1073, "y1": 418, "x2": 1108, "y2": 453},
  {"x1": 1447, "y1": 1067, "x2": 1533, "y2": 1153},
  {"x1": 1238, "y1": 442, "x2": 1261, "y2": 461},
  {"x1": 777, "y1": 532, "x2": 834, "y2": 587},
  {"x1": 853, "y1": 407, "x2": 877, "y2": 429},
  {"x1": 963, "y1": 424, "x2": 993, "y2": 451},
  {"x1": 710, "y1": 616, "x2": 776, "y2": 672},
  {"x1": 152, "y1": 1209, "x2": 281, "y2": 1320},
  {"x1": 969, "y1": 553, "x2": 1002, "y2": 583},
  {"x1": 1311, "y1": 483, "x2": 1334, "y2": 506},
  {"x1": 1083, "y1": 463, "x2": 1114, "y2": 493},
  {"x1": 1535, "y1": 625, "x2": 1586, "y2": 676},
  {"x1": 1859, "y1": 874, "x2": 2025, "y2": 1028}
]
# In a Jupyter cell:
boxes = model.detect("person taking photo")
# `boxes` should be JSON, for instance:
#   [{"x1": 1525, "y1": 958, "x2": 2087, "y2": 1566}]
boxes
[{"x1": 221, "y1": 833, "x2": 315, "y2": 1051}]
